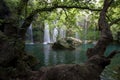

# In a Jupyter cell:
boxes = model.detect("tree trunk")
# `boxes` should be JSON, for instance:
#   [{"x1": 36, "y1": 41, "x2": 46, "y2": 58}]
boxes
[
  {"x1": 0, "y1": 1, "x2": 38, "y2": 80},
  {"x1": 86, "y1": 0, "x2": 113, "y2": 58}
]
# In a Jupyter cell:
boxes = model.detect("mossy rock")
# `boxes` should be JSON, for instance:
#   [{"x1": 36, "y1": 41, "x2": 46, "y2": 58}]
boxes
[{"x1": 52, "y1": 37, "x2": 82, "y2": 50}]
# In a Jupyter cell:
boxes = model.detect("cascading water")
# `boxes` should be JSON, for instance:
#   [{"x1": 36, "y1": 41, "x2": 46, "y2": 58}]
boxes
[
  {"x1": 84, "y1": 22, "x2": 87, "y2": 44},
  {"x1": 75, "y1": 32, "x2": 80, "y2": 39},
  {"x1": 84, "y1": 18, "x2": 88, "y2": 44},
  {"x1": 26, "y1": 24, "x2": 34, "y2": 44},
  {"x1": 93, "y1": 23, "x2": 97, "y2": 44},
  {"x1": 43, "y1": 23, "x2": 51, "y2": 44},
  {"x1": 52, "y1": 27, "x2": 58, "y2": 42},
  {"x1": 59, "y1": 28, "x2": 66, "y2": 39}
]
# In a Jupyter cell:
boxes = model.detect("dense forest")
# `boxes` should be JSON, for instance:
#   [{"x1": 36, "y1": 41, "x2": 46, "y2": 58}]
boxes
[{"x1": 0, "y1": 0, "x2": 120, "y2": 80}]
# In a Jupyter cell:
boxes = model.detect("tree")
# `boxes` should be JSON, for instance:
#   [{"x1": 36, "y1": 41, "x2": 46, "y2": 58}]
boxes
[{"x1": 0, "y1": 0, "x2": 120, "y2": 80}]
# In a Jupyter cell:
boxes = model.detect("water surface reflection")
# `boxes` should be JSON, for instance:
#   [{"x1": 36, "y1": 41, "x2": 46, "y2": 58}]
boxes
[{"x1": 26, "y1": 43, "x2": 120, "y2": 80}]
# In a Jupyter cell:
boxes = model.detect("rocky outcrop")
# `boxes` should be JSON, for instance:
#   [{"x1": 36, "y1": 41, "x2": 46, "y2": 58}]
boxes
[{"x1": 52, "y1": 37, "x2": 82, "y2": 50}]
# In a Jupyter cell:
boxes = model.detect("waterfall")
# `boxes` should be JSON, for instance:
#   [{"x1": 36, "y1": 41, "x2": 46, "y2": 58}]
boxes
[
  {"x1": 43, "y1": 23, "x2": 51, "y2": 44},
  {"x1": 26, "y1": 24, "x2": 34, "y2": 44},
  {"x1": 84, "y1": 18, "x2": 88, "y2": 44},
  {"x1": 52, "y1": 27, "x2": 58, "y2": 42},
  {"x1": 83, "y1": 18, "x2": 89, "y2": 48},
  {"x1": 75, "y1": 32, "x2": 79, "y2": 39},
  {"x1": 93, "y1": 23, "x2": 97, "y2": 44},
  {"x1": 59, "y1": 28, "x2": 66, "y2": 39}
]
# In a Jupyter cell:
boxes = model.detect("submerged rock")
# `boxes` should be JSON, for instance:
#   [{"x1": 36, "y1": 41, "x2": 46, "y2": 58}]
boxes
[{"x1": 52, "y1": 37, "x2": 82, "y2": 50}]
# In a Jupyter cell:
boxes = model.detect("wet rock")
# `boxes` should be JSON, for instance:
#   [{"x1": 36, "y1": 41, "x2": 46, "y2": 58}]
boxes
[{"x1": 52, "y1": 37, "x2": 82, "y2": 50}]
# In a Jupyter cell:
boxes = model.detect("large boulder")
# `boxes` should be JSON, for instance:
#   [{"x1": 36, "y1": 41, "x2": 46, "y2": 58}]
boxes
[{"x1": 52, "y1": 37, "x2": 82, "y2": 50}]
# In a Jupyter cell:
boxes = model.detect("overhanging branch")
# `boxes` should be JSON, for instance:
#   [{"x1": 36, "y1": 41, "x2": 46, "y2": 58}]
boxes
[
  {"x1": 108, "y1": 0, "x2": 114, "y2": 8},
  {"x1": 21, "y1": 5, "x2": 101, "y2": 29},
  {"x1": 107, "y1": 50, "x2": 120, "y2": 59},
  {"x1": 109, "y1": 18, "x2": 120, "y2": 26},
  {"x1": 36, "y1": 5, "x2": 101, "y2": 12},
  {"x1": 19, "y1": 4, "x2": 101, "y2": 39}
]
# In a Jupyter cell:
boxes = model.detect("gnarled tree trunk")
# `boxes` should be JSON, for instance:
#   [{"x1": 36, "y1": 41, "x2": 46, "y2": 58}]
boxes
[{"x1": 86, "y1": 0, "x2": 113, "y2": 58}]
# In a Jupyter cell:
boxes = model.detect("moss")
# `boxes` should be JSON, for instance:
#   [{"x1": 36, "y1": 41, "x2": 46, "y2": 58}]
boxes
[
  {"x1": 23, "y1": 54, "x2": 39, "y2": 68},
  {"x1": 0, "y1": 31, "x2": 8, "y2": 42},
  {"x1": 0, "y1": 31, "x2": 39, "y2": 79},
  {"x1": 0, "y1": 67, "x2": 18, "y2": 80},
  {"x1": 112, "y1": 65, "x2": 120, "y2": 80},
  {"x1": 52, "y1": 37, "x2": 82, "y2": 50}
]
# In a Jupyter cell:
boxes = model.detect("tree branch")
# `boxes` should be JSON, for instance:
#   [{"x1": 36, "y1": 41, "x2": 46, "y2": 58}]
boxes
[
  {"x1": 18, "y1": 13, "x2": 34, "y2": 40},
  {"x1": 106, "y1": 14, "x2": 112, "y2": 22},
  {"x1": 98, "y1": 0, "x2": 114, "y2": 30},
  {"x1": 87, "y1": 0, "x2": 113, "y2": 58},
  {"x1": 62, "y1": 8, "x2": 69, "y2": 20},
  {"x1": 108, "y1": 0, "x2": 114, "y2": 8},
  {"x1": 107, "y1": 50, "x2": 120, "y2": 59},
  {"x1": 24, "y1": 4, "x2": 101, "y2": 25},
  {"x1": 19, "y1": 4, "x2": 101, "y2": 40},
  {"x1": 49, "y1": 5, "x2": 100, "y2": 11},
  {"x1": 102, "y1": 0, "x2": 114, "y2": 12},
  {"x1": 109, "y1": 18, "x2": 120, "y2": 26}
]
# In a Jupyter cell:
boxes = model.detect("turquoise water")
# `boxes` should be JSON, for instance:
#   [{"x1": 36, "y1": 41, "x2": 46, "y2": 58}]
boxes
[{"x1": 25, "y1": 43, "x2": 120, "y2": 80}]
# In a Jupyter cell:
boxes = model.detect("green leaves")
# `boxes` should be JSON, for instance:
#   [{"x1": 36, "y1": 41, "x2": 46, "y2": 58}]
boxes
[{"x1": 4, "y1": 0, "x2": 120, "y2": 41}]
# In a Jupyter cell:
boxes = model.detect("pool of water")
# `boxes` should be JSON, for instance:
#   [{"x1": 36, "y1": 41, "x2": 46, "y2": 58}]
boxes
[{"x1": 25, "y1": 43, "x2": 120, "y2": 80}]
